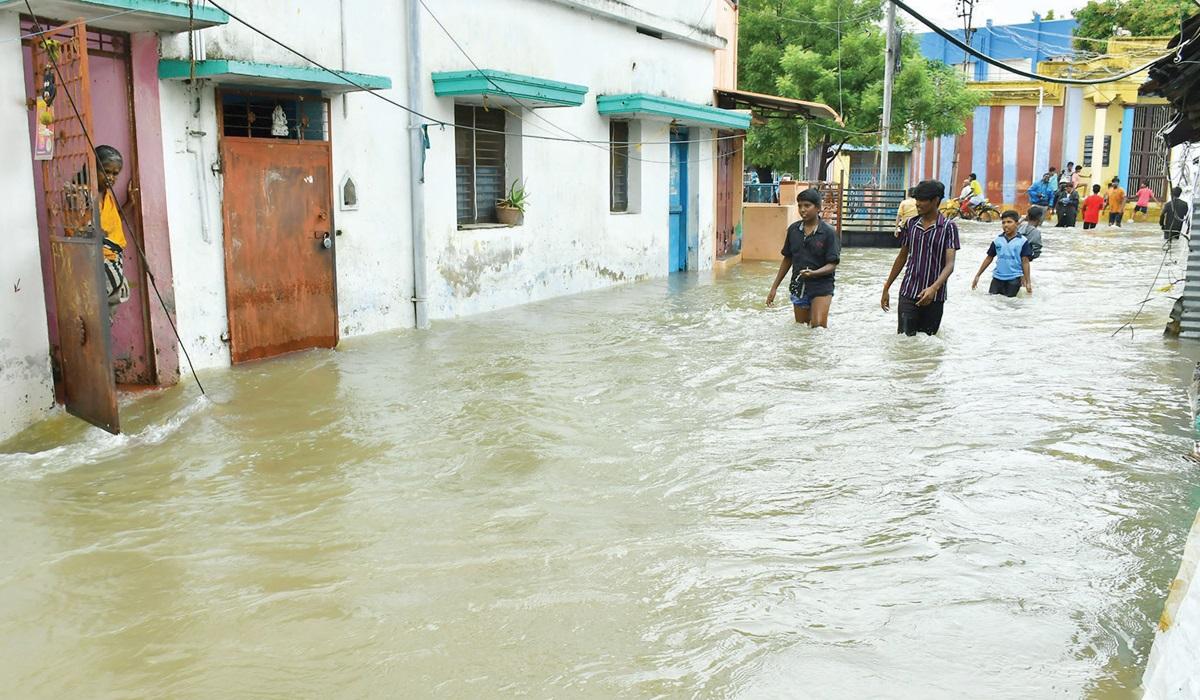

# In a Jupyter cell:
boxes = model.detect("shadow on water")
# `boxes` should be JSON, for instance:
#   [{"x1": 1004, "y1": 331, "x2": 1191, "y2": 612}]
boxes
[{"x1": 0, "y1": 222, "x2": 1198, "y2": 698}]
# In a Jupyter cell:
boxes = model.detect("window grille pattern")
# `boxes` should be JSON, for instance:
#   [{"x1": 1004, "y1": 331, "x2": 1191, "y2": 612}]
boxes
[
  {"x1": 610, "y1": 121, "x2": 630, "y2": 212},
  {"x1": 455, "y1": 105, "x2": 506, "y2": 225}
]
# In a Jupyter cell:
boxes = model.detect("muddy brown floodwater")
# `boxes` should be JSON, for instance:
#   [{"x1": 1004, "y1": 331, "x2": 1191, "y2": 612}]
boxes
[{"x1": 2, "y1": 221, "x2": 1199, "y2": 698}]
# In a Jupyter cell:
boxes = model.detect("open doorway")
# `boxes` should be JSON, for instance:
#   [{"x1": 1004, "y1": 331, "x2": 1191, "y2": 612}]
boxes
[{"x1": 22, "y1": 18, "x2": 156, "y2": 393}]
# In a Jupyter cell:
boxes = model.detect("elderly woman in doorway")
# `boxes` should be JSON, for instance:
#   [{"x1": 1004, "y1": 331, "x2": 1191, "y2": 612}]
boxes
[{"x1": 93, "y1": 145, "x2": 133, "y2": 322}]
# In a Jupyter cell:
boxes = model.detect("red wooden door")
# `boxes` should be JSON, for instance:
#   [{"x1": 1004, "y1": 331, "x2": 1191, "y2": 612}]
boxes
[
  {"x1": 35, "y1": 19, "x2": 120, "y2": 434},
  {"x1": 220, "y1": 140, "x2": 337, "y2": 363},
  {"x1": 715, "y1": 131, "x2": 735, "y2": 257}
]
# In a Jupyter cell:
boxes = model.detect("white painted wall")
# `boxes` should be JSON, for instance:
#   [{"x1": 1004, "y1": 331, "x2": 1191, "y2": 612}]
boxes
[
  {"x1": 419, "y1": 0, "x2": 719, "y2": 319},
  {"x1": 0, "y1": 11, "x2": 54, "y2": 442},
  {"x1": 0, "y1": 0, "x2": 723, "y2": 439},
  {"x1": 158, "y1": 0, "x2": 415, "y2": 368},
  {"x1": 1142, "y1": 510, "x2": 1200, "y2": 698}
]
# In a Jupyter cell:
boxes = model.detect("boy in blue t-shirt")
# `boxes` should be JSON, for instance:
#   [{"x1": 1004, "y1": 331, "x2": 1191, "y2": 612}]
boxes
[{"x1": 971, "y1": 209, "x2": 1033, "y2": 298}]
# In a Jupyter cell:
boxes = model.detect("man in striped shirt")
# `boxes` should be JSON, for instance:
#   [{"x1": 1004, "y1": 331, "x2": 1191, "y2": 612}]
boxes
[{"x1": 880, "y1": 179, "x2": 961, "y2": 336}]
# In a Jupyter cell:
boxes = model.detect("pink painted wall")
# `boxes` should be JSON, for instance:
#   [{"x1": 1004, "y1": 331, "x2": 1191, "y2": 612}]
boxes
[{"x1": 131, "y1": 33, "x2": 178, "y2": 385}]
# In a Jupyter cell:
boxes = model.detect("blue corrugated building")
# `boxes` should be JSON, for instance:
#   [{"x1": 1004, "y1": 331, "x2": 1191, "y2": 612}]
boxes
[{"x1": 917, "y1": 14, "x2": 1078, "y2": 81}]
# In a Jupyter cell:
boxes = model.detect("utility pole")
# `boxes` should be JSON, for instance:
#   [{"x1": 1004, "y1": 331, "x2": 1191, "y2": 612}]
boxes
[{"x1": 880, "y1": 0, "x2": 896, "y2": 189}]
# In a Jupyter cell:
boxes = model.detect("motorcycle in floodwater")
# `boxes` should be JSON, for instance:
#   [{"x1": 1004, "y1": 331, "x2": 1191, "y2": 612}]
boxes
[{"x1": 940, "y1": 196, "x2": 1002, "y2": 222}]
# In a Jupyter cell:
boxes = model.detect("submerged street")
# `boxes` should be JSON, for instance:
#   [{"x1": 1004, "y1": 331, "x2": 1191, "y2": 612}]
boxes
[{"x1": 2, "y1": 221, "x2": 1198, "y2": 698}]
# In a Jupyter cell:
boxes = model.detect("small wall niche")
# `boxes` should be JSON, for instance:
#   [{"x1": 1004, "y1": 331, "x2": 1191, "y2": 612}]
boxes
[{"x1": 339, "y1": 173, "x2": 359, "y2": 211}]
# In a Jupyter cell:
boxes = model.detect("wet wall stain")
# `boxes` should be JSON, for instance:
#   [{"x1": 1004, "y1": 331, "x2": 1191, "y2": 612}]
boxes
[{"x1": 438, "y1": 241, "x2": 526, "y2": 297}]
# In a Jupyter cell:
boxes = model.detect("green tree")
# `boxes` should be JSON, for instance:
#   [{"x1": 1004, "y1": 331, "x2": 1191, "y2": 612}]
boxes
[
  {"x1": 1043, "y1": 10, "x2": 1057, "y2": 20},
  {"x1": 738, "y1": 0, "x2": 980, "y2": 178},
  {"x1": 1072, "y1": 0, "x2": 1194, "y2": 46}
]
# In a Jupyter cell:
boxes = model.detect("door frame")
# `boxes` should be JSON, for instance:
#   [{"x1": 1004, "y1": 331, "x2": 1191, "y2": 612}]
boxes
[
  {"x1": 670, "y1": 127, "x2": 690, "y2": 272},
  {"x1": 215, "y1": 88, "x2": 339, "y2": 363},
  {"x1": 21, "y1": 17, "x2": 159, "y2": 390}
]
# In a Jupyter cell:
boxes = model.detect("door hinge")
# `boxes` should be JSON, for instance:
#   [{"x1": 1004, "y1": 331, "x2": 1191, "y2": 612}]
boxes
[{"x1": 211, "y1": 159, "x2": 223, "y2": 175}]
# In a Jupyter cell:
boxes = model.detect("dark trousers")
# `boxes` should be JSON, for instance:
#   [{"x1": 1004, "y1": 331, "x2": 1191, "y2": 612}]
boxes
[
  {"x1": 1109, "y1": 211, "x2": 1123, "y2": 226},
  {"x1": 988, "y1": 277, "x2": 1022, "y2": 297},
  {"x1": 897, "y1": 296, "x2": 945, "y2": 336},
  {"x1": 1083, "y1": 221, "x2": 1097, "y2": 230}
]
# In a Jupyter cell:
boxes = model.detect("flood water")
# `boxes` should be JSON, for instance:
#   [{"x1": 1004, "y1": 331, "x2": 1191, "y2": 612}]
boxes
[{"x1": 2, "y1": 221, "x2": 1199, "y2": 698}]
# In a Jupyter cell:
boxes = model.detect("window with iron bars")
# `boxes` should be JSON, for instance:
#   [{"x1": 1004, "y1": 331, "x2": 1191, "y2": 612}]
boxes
[
  {"x1": 455, "y1": 105, "x2": 506, "y2": 225},
  {"x1": 1083, "y1": 135, "x2": 1111, "y2": 168},
  {"x1": 610, "y1": 120, "x2": 630, "y2": 212}
]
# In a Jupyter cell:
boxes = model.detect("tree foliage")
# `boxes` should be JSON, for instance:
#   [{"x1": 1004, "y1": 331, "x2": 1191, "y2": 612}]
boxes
[
  {"x1": 737, "y1": 0, "x2": 980, "y2": 174},
  {"x1": 1072, "y1": 0, "x2": 1194, "y2": 46}
]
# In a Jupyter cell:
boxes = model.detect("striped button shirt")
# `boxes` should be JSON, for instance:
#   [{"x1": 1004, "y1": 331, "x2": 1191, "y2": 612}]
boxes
[{"x1": 899, "y1": 214, "x2": 961, "y2": 302}]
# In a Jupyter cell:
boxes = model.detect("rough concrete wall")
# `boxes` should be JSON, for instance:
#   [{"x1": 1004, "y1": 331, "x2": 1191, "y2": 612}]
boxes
[
  {"x1": 158, "y1": 0, "x2": 414, "y2": 369},
  {"x1": 0, "y1": 11, "x2": 54, "y2": 442},
  {"x1": 1142, "y1": 510, "x2": 1200, "y2": 698},
  {"x1": 420, "y1": 0, "x2": 719, "y2": 319}
]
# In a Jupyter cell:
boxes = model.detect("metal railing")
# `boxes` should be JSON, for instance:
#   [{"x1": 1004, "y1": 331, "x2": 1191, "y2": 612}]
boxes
[
  {"x1": 841, "y1": 187, "x2": 907, "y2": 247},
  {"x1": 744, "y1": 183, "x2": 778, "y2": 203}
]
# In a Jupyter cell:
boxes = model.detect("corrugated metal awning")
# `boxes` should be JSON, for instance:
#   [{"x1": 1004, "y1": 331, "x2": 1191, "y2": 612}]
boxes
[{"x1": 714, "y1": 88, "x2": 843, "y2": 125}]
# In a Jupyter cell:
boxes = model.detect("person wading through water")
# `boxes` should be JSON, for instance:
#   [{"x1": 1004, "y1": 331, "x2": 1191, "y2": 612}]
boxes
[
  {"x1": 766, "y1": 188, "x2": 841, "y2": 328},
  {"x1": 881, "y1": 179, "x2": 960, "y2": 336}
]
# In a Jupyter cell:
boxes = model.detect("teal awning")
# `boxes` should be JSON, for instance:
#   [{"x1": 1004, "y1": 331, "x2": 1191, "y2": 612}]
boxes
[
  {"x1": 597, "y1": 93, "x2": 751, "y2": 130},
  {"x1": 159, "y1": 60, "x2": 391, "y2": 93},
  {"x1": 432, "y1": 69, "x2": 587, "y2": 108},
  {"x1": 0, "y1": 0, "x2": 227, "y2": 32}
]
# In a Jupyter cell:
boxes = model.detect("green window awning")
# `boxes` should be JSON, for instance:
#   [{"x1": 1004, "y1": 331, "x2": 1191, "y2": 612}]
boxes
[
  {"x1": 0, "y1": 0, "x2": 227, "y2": 32},
  {"x1": 597, "y1": 93, "x2": 751, "y2": 131},
  {"x1": 159, "y1": 59, "x2": 391, "y2": 93},
  {"x1": 432, "y1": 69, "x2": 587, "y2": 108}
]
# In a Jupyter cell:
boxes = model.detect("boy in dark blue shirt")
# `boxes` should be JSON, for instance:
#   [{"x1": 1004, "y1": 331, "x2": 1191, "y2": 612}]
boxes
[
  {"x1": 971, "y1": 209, "x2": 1033, "y2": 297},
  {"x1": 766, "y1": 188, "x2": 841, "y2": 327}
]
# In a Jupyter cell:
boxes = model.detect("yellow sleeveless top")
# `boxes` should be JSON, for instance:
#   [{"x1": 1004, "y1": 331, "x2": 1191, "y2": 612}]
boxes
[{"x1": 99, "y1": 190, "x2": 126, "y2": 262}]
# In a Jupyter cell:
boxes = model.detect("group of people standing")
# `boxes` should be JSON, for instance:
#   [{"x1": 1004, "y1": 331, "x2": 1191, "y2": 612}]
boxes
[{"x1": 1028, "y1": 165, "x2": 1186, "y2": 235}]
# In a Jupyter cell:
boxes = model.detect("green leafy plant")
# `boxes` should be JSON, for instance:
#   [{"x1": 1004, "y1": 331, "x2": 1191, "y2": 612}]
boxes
[
  {"x1": 1072, "y1": 0, "x2": 1193, "y2": 46},
  {"x1": 738, "y1": 0, "x2": 980, "y2": 178},
  {"x1": 497, "y1": 179, "x2": 529, "y2": 213},
  {"x1": 40, "y1": 38, "x2": 61, "y2": 62}
]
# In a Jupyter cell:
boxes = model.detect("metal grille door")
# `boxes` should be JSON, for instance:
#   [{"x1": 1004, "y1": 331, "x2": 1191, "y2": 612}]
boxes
[
  {"x1": 1129, "y1": 105, "x2": 1172, "y2": 198},
  {"x1": 35, "y1": 19, "x2": 120, "y2": 434}
]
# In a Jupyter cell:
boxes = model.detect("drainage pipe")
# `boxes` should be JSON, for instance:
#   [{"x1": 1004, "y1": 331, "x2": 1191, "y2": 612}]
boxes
[{"x1": 405, "y1": 0, "x2": 430, "y2": 328}]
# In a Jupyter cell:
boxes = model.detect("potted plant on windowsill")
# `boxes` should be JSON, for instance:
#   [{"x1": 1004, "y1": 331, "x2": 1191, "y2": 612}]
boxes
[{"x1": 496, "y1": 179, "x2": 528, "y2": 226}]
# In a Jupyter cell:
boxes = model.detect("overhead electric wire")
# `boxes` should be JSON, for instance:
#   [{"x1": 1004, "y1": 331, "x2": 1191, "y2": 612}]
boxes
[
  {"x1": 3, "y1": 7, "x2": 139, "y2": 43},
  {"x1": 890, "y1": 0, "x2": 1196, "y2": 86},
  {"x1": 204, "y1": 0, "x2": 767, "y2": 150},
  {"x1": 23, "y1": 0, "x2": 208, "y2": 397}
]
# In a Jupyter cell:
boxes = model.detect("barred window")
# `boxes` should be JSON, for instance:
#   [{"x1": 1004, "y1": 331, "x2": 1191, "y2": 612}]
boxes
[
  {"x1": 455, "y1": 105, "x2": 506, "y2": 225},
  {"x1": 1082, "y1": 135, "x2": 1112, "y2": 168},
  {"x1": 610, "y1": 120, "x2": 630, "y2": 212}
]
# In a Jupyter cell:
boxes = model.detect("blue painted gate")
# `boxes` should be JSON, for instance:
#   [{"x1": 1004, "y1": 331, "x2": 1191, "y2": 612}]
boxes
[{"x1": 669, "y1": 130, "x2": 689, "y2": 272}]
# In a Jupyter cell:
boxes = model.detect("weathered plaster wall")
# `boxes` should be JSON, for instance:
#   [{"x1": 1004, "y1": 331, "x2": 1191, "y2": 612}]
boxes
[
  {"x1": 1142, "y1": 509, "x2": 1200, "y2": 698},
  {"x1": 0, "y1": 11, "x2": 54, "y2": 442},
  {"x1": 420, "y1": 0, "x2": 719, "y2": 319},
  {"x1": 158, "y1": 0, "x2": 719, "y2": 365},
  {"x1": 158, "y1": 0, "x2": 414, "y2": 369}
]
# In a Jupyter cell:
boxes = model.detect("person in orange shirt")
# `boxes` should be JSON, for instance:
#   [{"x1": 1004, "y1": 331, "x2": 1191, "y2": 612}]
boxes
[
  {"x1": 94, "y1": 145, "x2": 132, "y2": 321},
  {"x1": 1081, "y1": 184, "x2": 1105, "y2": 230},
  {"x1": 1105, "y1": 176, "x2": 1126, "y2": 227}
]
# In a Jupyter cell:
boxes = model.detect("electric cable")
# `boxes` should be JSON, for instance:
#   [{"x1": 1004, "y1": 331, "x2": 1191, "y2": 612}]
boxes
[
  {"x1": 207, "y1": 0, "x2": 754, "y2": 149},
  {"x1": 890, "y1": 0, "x2": 1197, "y2": 85},
  {"x1": 23, "y1": 1, "x2": 208, "y2": 397},
  {"x1": 2, "y1": 8, "x2": 139, "y2": 44}
]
